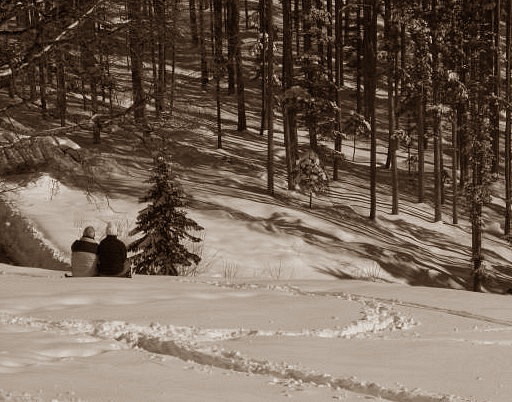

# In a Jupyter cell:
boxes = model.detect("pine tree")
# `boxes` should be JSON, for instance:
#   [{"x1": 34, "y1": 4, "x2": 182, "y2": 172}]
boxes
[
  {"x1": 295, "y1": 150, "x2": 329, "y2": 208},
  {"x1": 128, "y1": 154, "x2": 203, "y2": 276}
]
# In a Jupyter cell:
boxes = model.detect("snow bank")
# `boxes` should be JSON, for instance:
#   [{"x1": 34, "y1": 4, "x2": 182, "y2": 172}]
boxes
[{"x1": 0, "y1": 197, "x2": 69, "y2": 270}]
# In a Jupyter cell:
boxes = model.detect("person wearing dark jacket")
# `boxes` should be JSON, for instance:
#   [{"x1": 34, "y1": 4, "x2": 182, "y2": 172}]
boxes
[
  {"x1": 71, "y1": 226, "x2": 98, "y2": 277},
  {"x1": 97, "y1": 222, "x2": 130, "y2": 277}
]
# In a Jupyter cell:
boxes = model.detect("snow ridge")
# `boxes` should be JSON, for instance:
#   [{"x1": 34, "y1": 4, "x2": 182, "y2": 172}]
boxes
[
  {"x1": 202, "y1": 280, "x2": 512, "y2": 328},
  {"x1": 0, "y1": 313, "x2": 467, "y2": 402},
  {"x1": 199, "y1": 280, "x2": 418, "y2": 337}
]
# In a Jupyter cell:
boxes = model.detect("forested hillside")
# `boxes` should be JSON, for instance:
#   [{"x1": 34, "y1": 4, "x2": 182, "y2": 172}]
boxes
[{"x1": 2, "y1": 0, "x2": 512, "y2": 291}]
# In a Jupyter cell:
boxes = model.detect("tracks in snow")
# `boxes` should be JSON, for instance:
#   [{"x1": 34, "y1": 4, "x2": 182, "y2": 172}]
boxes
[
  {"x1": 0, "y1": 312, "x2": 467, "y2": 402},
  {"x1": 1, "y1": 280, "x2": 482, "y2": 402},
  {"x1": 200, "y1": 280, "x2": 512, "y2": 327}
]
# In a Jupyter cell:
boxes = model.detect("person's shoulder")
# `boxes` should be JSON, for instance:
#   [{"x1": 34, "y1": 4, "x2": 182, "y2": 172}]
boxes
[
  {"x1": 115, "y1": 237, "x2": 127, "y2": 247},
  {"x1": 72, "y1": 238, "x2": 98, "y2": 253}
]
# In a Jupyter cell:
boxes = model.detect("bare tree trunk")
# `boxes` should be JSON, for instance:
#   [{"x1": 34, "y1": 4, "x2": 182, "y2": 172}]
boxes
[
  {"x1": 506, "y1": 0, "x2": 512, "y2": 235},
  {"x1": 326, "y1": 0, "x2": 333, "y2": 81},
  {"x1": 213, "y1": 0, "x2": 223, "y2": 148},
  {"x1": 294, "y1": 0, "x2": 300, "y2": 56},
  {"x1": 417, "y1": 88, "x2": 425, "y2": 203},
  {"x1": 266, "y1": 0, "x2": 275, "y2": 196},
  {"x1": 283, "y1": 0, "x2": 298, "y2": 188},
  {"x1": 333, "y1": 0, "x2": 343, "y2": 180},
  {"x1": 199, "y1": 0, "x2": 209, "y2": 88},
  {"x1": 169, "y1": 0, "x2": 177, "y2": 113},
  {"x1": 39, "y1": 56, "x2": 48, "y2": 118},
  {"x1": 259, "y1": 0, "x2": 267, "y2": 136},
  {"x1": 80, "y1": 1, "x2": 100, "y2": 142},
  {"x1": 471, "y1": 102, "x2": 483, "y2": 292},
  {"x1": 127, "y1": 0, "x2": 147, "y2": 125},
  {"x1": 384, "y1": 0, "x2": 392, "y2": 169},
  {"x1": 227, "y1": 0, "x2": 236, "y2": 95},
  {"x1": 386, "y1": 0, "x2": 398, "y2": 214},
  {"x1": 491, "y1": 0, "x2": 501, "y2": 174},
  {"x1": 154, "y1": 0, "x2": 167, "y2": 116},
  {"x1": 364, "y1": 0, "x2": 377, "y2": 220},
  {"x1": 245, "y1": 0, "x2": 249, "y2": 29},
  {"x1": 189, "y1": 0, "x2": 199, "y2": 45},
  {"x1": 56, "y1": 49, "x2": 66, "y2": 127},
  {"x1": 148, "y1": 0, "x2": 159, "y2": 115},
  {"x1": 452, "y1": 115, "x2": 458, "y2": 224},
  {"x1": 431, "y1": 0, "x2": 442, "y2": 222},
  {"x1": 232, "y1": 0, "x2": 247, "y2": 131},
  {"x1": 355, "y1": 3, "x2": 362, "y2": 116}
]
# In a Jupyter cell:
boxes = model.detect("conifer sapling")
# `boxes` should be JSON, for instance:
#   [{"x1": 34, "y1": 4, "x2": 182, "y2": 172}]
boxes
[
  {"x1": 128, "y1": 153, "x2": 203, "y2": 275},
  {"x1": 295, "y1": 150, "x2": 329, "y2": 208}
]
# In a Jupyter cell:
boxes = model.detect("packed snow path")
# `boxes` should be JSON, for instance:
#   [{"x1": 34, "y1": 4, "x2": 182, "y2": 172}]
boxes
[{"x1": 1, "y1": 268, "x2": 512, "y2": 401}]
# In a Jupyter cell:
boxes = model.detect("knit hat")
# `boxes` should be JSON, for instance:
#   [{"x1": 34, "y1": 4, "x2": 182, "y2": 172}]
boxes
[
  {"x1": 82, "y1": 226, "x2": 95, "y2": 239},
  {"x1": 106, "y1": 222, "x2": 118, "y2": 236}
]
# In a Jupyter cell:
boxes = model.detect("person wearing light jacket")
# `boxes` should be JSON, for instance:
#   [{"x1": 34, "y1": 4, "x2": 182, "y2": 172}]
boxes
[{"x1": 70, "y1": 226, "x2": 98, "y2": 277}]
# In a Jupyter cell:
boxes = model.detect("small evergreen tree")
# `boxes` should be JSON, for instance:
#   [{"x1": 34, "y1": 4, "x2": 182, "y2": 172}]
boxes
[
  {"x1": 295, "y1": 150, "x2": 329, "y2": 208},
  {"x1": 128, "y1": 153, "x2": 203, "y2": 275}
]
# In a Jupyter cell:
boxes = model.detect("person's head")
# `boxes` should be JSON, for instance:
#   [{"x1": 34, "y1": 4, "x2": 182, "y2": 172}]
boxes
[
  {"x1": 106, "y1": 222, "x2": 118, "y2": 236},
  {"x1": 83, "y1": 226, "x2": 95, "y2": 239}
]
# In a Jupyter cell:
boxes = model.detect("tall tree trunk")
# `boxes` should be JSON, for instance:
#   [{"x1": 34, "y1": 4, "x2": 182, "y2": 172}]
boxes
[
  {"x1": 302, "y1": 0, "x2": 317, "y2": 151},
  {"x1": 417, "y1": 88, "x2": 425, "y2": 203},
  {"x1": 80, "y1": 1, "x2": 100, "y2": 142},
  {"x1": 356, "y1": 3, "x2": 362, "y2": 116},
  {"x1": 39, "y1": 56, "x2": 48, "y2": 118},
  {"x1": 154, "y1": 0, "x2": 167, "y2": 116},
  {"x1": 294, "y1": 0, "x2": 301, "y2": 56},
  {"x1": 491, "y1": 0, "x2": 501, "y2": 174},
  {"x1": 315, "y1": 0, "x2": 324, "y2": 69},
  {"x1": 227, "y1": 0, "x2": 236, "y2": 95},
  {"x1": 148, "y1": 0, "x2": 159, "y2": 115},
  {"x1": 506, "y1": 0, "x2": 512, "y2": 235},
  {"x1": 36, "y1": 7, "x2": 48, "y2": 118},
  {"x1": 386, "y1": 0, "x2": 398, "y2": 214},
  {"x1": 232, "y1": 0, "x2": 247, "y2": 131},
  {"x1": 452, "y1": 114, "x2": 458, "y2": 224},
  {"x1": 266, "y1": 0, "x2": 275, "y2": 196},
  {"x1": 303, "y1": 0, "x2": 312, "y2": 57},
  {"x1": 364, "y1": 0, "x2": 377, "y2": 220},
  {"x1": 199, "y1": 0, "x2": 209, "y2": 88},
  {"x1": 471, "y1": 99, "x2": 483, "y2": 292},
  {"x1": 333, "y1": 0, "x2": 343, "y2": 180},
  {"x1": 189, "y1": 0, "x2": 199, "y2": 45},
  {"x1": 431, "y1": 0, "x2": 442, "y2": 222},
  {"x1": 169, "y1": 0, "x2": 178, "y2": 113},
  {"x1": 127, "y1": 0, "x2": 146, "y2": 125},
  {"x1": 259, "y1": 0, "x2": 267, "y2": 136},
  {"x1": 245, "y1": 0, "x2": 249, "y2": 29},
  {"x1": 326, "y1": 0, "x2": 333, "y2": 81},
  {"x1": 458, "y1": 74, "x2": 469, "y2": 190},
  {"x1": 283, "y1": 0, "x2": 298, "y2": 188},
  {"x1": 384, "y1": 0, "x2": 393, "y2": 169},
  {"x1": 56, "y1": 48, "x2": 66, "y2": 127},
  {"x1": 213, "y1": 0, "x2": 223, "y2": 148}
]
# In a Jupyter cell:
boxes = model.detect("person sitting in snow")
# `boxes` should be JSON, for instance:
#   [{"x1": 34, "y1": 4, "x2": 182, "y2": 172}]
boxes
[
  {"x1": 97, "y1": 222, "x2": 131, "y2": 278},
  {"x1": 70, "y1": 226, "x2": 98, "y2": 277}
]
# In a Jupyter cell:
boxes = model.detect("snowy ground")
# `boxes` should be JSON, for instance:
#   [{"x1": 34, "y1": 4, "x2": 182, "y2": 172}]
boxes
[
  {"x1": 2, "y1": 265, "x2": 512, "y2": 401},
  {"x1": 2, "y1": 4, "x2": 512, "y2": 400}
]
